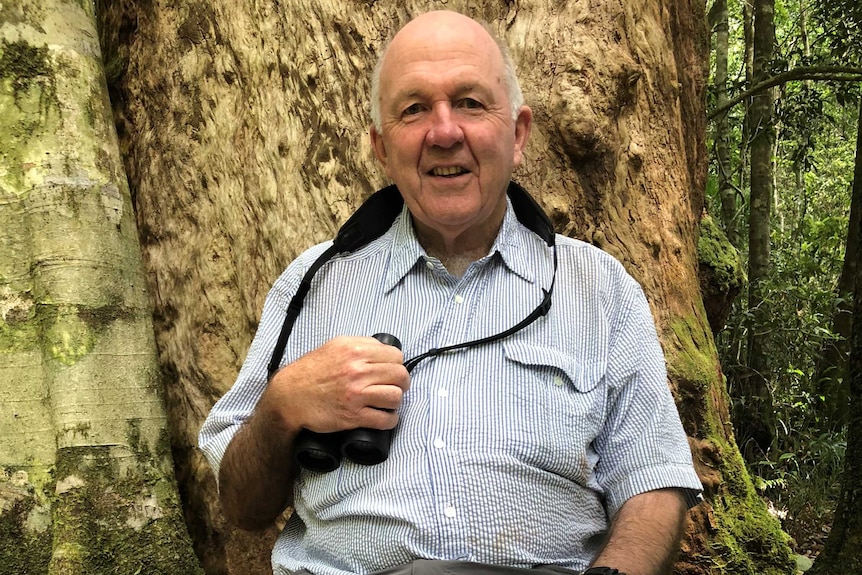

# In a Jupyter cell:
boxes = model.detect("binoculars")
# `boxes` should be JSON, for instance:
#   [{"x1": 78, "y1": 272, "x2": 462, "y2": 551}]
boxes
[{"x1": 294, "y1": 333, "x2": 402, "y2": 472}]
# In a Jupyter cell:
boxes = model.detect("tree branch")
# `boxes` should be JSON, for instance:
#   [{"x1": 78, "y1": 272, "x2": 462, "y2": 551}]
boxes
[{"x1": 708, "y1": 66, "x2": 862, "y2": 119}]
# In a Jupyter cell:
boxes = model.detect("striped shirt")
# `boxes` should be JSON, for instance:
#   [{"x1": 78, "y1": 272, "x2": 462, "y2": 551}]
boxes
[{"x1": 199, "y1": 197, "x2": 703, "y2": 575}]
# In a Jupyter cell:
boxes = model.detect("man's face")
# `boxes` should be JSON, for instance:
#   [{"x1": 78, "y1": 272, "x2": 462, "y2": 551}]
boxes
[{"x1": 371, "y1": 12, "x2": 532, "y2": 247}]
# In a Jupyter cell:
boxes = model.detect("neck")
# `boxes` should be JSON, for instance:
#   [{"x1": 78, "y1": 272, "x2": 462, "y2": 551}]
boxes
[
  {"x1": 430, "y1": 249, "x2": 488, "y2": 278},
  {"x1": 413, "y1": 216, "x2": 503, "y2": 278}
]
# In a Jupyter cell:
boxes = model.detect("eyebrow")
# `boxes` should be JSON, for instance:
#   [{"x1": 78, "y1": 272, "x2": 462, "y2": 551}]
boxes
[{"x1": 391, "y1": 82, "x2": 497, "y2": 106}]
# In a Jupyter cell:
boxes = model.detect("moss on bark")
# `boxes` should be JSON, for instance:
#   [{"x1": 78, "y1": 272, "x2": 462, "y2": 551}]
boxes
[
  {"x1": 1, "y1": 1, "x2": 203, "y2": 572},
  {"x1": 665, "y1": 310, "x2": 796, "y2": 575},
  {"x1": 697, "y1": 214, "x2": 746, "y2": 293},
  {"x1": 697, "y1": 214, "x2": 746, "y2": 334},
  {"x1": 707, "y1": 437, "x2": 796, "y2": 574},
  {"x1": 0, "y1": 469, "x2": 53, "y2": 574},
  {"x1": 47, "y1": 446, "x2": 204, "y2": 575}
]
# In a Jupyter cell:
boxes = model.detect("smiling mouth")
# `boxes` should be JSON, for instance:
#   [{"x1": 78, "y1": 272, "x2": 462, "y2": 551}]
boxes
[{"x1": 430, "y1": 166, "x2": 469, "y2": 177}]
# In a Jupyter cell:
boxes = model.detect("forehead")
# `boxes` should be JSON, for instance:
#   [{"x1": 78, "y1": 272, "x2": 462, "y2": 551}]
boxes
[{"x1": 379, "y1": 16, "x2": 506, "y2": 97}]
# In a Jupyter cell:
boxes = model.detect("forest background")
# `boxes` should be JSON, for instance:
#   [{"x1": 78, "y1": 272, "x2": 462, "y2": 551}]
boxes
[
  {"x1": 1, "y1": 0, "x2": 862, "y2": 573},
  {"x1": 705, "y1": 0, "x2": 861, "y2": 569}
]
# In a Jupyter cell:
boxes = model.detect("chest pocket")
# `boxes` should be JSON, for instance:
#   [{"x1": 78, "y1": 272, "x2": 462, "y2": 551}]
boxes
[{"x1": 498, "y1": 343, "x2": 607, "y2": 479}]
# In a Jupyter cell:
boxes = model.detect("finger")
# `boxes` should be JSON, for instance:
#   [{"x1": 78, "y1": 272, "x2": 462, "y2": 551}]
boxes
[
  {"x1": 365, "y1": 338, "x2": 405, "y2": 363},
  {"x1": 324, "y1": 336, "x2": 404, "y2": 366},
  {"x1": 362, "y1": 383, "x2": 405, "y2": 411},
  {"x1": 356, "y1": 405, "x2": 400, "y2": 430}
]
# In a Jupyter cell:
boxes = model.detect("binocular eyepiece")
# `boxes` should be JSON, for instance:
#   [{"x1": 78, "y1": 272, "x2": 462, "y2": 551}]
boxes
[{"x1": 294, "y1": 333, "x2": 402, "y2": 472}]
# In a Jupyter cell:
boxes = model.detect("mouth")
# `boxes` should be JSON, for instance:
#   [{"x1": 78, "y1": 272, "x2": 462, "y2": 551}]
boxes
[{"x1": 430, "y1": 166, "x2": 470, "y2": 177}]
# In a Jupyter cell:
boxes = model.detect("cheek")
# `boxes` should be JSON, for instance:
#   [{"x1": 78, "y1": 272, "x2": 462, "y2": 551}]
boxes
[{"x1": 389, "y1": 137, "x2": 423, "y2": 168}]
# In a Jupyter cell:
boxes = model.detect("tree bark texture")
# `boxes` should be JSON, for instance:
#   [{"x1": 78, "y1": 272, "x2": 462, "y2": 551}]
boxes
[
  {"x1": 709, "y1": 0, "x2": 739, "y2": 248},
  {"x1": 739, "y1": 0, "x2": 777, "y2": 460},
  {"x1": 102, "y1": 0, "x2": 795, "y2": 573},
  {"x1": 0, "y1": 0, "x2": 201, "y2": 573}
]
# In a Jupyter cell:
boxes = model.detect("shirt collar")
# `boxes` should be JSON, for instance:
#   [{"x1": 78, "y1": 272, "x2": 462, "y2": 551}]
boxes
[{"x1": 383, "y1": 197, "x2": 538, "y2": 292}]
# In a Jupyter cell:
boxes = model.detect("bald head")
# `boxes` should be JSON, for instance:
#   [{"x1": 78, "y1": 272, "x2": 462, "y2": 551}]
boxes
[{"x1": 370, "y1": 11, "x2": 524, "y2": 132}]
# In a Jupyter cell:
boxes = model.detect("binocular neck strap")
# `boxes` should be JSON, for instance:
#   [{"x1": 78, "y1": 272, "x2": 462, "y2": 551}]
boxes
[{"x1": 266, "y1": 182, "x2": 555, "y2": 379}]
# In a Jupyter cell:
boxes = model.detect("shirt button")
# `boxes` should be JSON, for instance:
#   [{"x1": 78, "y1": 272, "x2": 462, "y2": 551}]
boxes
[
  {"x1": 433, "y1": 438, "x2": 446, "y2": 449},
  {"x1": 553, "y1": 376, "x2": 564, "y2": 387},
  {"x1": 444, "y1": 506, "x2": 456, "y2": 518},
  {"x1": 454, "y1": 294, "x2": 464, "y2": 304},
  {"x1": 426, "y1": 260, "x2": 434, "y2": 270},
  {"x1": 438, "y1": 388, "x2": 449, "y2": 398}
]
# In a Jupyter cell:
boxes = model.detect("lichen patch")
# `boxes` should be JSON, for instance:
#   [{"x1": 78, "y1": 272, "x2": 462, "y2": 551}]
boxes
[{"x1": 55, "y1": 474, "x2": 86, "y2": 494}]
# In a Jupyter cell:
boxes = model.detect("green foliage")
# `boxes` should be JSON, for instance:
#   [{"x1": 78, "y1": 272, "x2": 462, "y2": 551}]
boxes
[{"x1": 706, "y1": 0, "x2": 861, "y2": 557}]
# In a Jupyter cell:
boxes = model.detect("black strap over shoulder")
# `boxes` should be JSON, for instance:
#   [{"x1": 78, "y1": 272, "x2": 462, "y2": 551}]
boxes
[
  {"x1": 265, "y1": 182, "x2": 554, "y2": 378},
  {"x1": 507, "y1": 181, "x2": 555, "y2": 247},
  {"x1": 334, "y1": 185, "x2": 404, "y2": 252},
  {"x1": 337, "y1": 181, "x2": 553, "y2": 250}
]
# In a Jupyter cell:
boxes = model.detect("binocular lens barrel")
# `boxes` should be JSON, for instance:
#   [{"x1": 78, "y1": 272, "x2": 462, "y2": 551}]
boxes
[
  {"x1": 341, "y1": 428, "x2": 392, "y2": 465},
  {"x1": 294, "y1": 430, "x2": 342, "y2": 472},
  {"x1": 294, "y1": 333, "x2": 402, "y2": 472}
]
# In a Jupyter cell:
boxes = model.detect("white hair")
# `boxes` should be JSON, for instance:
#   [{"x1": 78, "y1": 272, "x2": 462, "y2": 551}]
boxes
[{"x1": 369, "y1": 21, "x2": 525, "y2": 132}]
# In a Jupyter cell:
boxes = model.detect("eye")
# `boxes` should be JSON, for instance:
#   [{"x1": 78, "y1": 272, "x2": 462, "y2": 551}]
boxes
[
  {"x1": 403, "y1": 103, "x2": 425, "y2": 116},
  {"x1": 458, "y1": 98, "x2": 484, "y2": 110}
]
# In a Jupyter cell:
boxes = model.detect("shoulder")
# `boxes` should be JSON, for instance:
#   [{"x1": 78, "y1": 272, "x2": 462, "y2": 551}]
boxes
[
  {"x1": 554, "y1": 235, "x2": 639, "y2": 289},
  {"x1": 267, "y1": 212, "x2": 404, "y2": 304}
]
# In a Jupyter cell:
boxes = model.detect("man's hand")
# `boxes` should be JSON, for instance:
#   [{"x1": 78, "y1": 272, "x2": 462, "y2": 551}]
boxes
[
  {"x1": 217, "y1": 336, "x2": 410, "y2": 531},
  {"x1": 590, "y1": 488, "x2": 688, "y2": 575},
  {"x1": 273, "y1": 336, "x2": 409, "y2": 434}
]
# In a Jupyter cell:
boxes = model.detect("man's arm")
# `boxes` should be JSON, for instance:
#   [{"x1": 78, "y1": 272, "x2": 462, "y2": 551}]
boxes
[
  {"x1": 217, "y1": 388, "x2": 300, "y2": 531},
  {"x1": 218, "y1": 336, "x2": 409, "y2": 531},
  {"x1": 590, "y1": 488, "x2": 688, "y2": 575}
]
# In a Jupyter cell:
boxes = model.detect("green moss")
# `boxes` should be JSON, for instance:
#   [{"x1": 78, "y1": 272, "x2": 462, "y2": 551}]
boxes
[
  {"x1": 698, "y1": 214, "x2": 746, "y2": 292},
  {"x1": 0, "y1": 299, "x2": 144, "y2": 364},
  {"x1": 0, "y1": 39, "x2": 62, "y2": 194},
  {"x1": 0, "y1": 476, "x2": 53, "y2": 574},
  {"x1": 708, "y1": 438, "x2": 796, "y2": 575},
  {"x1": 50, "y1": 446, "x2": 203, "y2": 574},
  {"x1": 667, "y1": 314, "x2": 717, "y2": 391},
  {"x1": 689, "y1": 353, "x2": 796, "y2": 575},
  {"x1": 0, "y1": 40, "x2": 54, "y2": 98},
  {"x1": 662, "y1": 309, "x2": 795, "y2": 574},
  {"x1": 45, "y1": 306, "x2": 97, "y2": 367},
  {"x1": 0, "y1": 290, "x2": 41, "y2": 353}
]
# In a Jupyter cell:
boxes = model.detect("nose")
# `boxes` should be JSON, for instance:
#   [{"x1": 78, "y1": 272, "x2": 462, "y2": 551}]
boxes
[{"x1": 425, "y1": 103, "x2": 463, "y2": 148}]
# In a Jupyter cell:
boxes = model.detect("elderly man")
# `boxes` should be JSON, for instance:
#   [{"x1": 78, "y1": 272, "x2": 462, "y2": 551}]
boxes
[{"x1": 199, "y1": 10, "x2": 702, "y2": 575}]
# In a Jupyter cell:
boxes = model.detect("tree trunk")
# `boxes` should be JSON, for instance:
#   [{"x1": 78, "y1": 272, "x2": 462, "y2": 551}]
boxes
[
  {"x1": 738, "y1": 0, "x2": 777, "y2": 460},
  {"x1": 100, "y1": 0, "x2": 794, "y2": 574},
  {"x1": 0, "y1": 0, "x2": 201, "y2": 573},
  {"x1": 809, "y1": 105, "x2": 862, "y2": 574},
  {"x1": 710, "y1": 0, "x2": 739, "y2": 248}
]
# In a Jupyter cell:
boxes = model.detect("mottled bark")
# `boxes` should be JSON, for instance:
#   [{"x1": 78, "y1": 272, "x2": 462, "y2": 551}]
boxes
[
  {"x1": 101, "y1": 0, "x2": 794, "y2": 573},
  {"x1": 0, "y1": 0, "x2": 200, "y2": 573}
]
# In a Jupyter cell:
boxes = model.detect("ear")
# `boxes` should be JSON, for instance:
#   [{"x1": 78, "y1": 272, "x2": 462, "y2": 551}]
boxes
[
  {"x1": 370, "y1": 125, "x2": 388, "y2": 170},
  {"x1": 512, "y1": 106, "x2": 533, "y2": 167}
]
